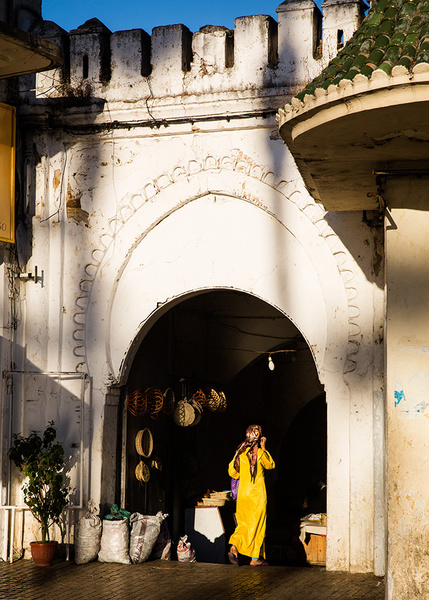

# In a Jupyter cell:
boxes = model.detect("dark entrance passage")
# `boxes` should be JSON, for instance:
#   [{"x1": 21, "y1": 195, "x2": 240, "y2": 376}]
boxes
[
  {"x1": 271, "y1": 395, "x2": 327, "y2": 564},
  {"x1": 122, "y1": 290, "x2": 325, "y2": 564}
]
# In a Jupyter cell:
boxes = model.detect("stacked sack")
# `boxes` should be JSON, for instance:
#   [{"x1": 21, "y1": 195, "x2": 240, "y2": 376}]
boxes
[
  {"x1": 74, "y1": 503, "x2": 171, "y2": 565},
  {"x1": 129, "y1": 512, "x2": 170, "y2": 564},
  {"x1": 74, "y1": 500, "x2": 103, "y2": 565}
]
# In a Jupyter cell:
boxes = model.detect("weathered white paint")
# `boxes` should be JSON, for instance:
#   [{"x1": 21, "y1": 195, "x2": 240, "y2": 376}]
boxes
[
  {"x1": 385, "y1": 177, "x2": 429, "y2": 598},
  {"x1": 82, "y1": 152, "x2": 356, "y2": 571},
  {"x1": 1, "y1": 0, "x2": 384, "y2": 575}
]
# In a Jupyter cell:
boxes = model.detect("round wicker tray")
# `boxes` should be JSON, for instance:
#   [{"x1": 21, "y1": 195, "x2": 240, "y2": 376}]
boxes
[{"x1": 135, "y1": 428, "x2": 153, "y2": 458}]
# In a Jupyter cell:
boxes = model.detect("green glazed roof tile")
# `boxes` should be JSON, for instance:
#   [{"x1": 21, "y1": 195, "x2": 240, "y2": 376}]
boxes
[
  {"x1": 340, "y1": 56, "x2": 356, "y2": 71},
  {"x1": 408, "y1": 21, "x2": 422, "y2": 31},
  {"x1": 295, "y1": 0, "x2": 429, "y2": 101},
  {"x1": 354, "y1": 53, "x2": 370, "y2": 68},
  {"x1": 405, "y1": 32, "x2": 419, "y2": 42},
  {"x1": 400, "y1": 2, "x2": 418, "y2": 18},
  {"x1": 366, "y1": 24, "x2": 382, "y2": 37},
  {"x1": 396, "y1": 18, "x2": 412, "y2": 33},
  {"x1": 401, "y1": 42, "x2": 417, "y2": 56},
  {"x1": 385, "y1": 7, "x2": 400, "y2": 17},
  {"x1": 410, "y1": 14, "x2": 423, "y2": 24},
  {"x1": 390, "y1": 30, "x2": 406, "y2": 42},
  {"x1": 369, "y1": 12, "x2": 384, "y2": 24},
  {"x1": 360, "y1": 38, "x2": 375, "y2": 53},
  {"x1": 378, "y1": 60, "x2": 393, "y2": 72},
  {"x1": 397, "y1": 54, "x2": 412, "y2": 66},
  {"x1": 374, "y1": 34, "x2": 391, "y2": 47},
  {"x1": 384, "y1": 44, "x2": 401, "y2": 60},
  {"x1": 368, "y1": 47, "x2": 385, "y2": 63},
  {"x1": 360, "y1": 63, "x2": 375, "y2": 76},
  {"x1": 345, "y1": 66, "x2": 361, "y2": 78},
  {"x1": 379, "y1": 19, "x2": 396, "y2": 34},
  {"x1": 416, "y1": 50, "x2": 429, "y2": 61}
]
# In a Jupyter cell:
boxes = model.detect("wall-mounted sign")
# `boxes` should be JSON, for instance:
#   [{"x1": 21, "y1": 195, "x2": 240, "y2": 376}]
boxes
[{"x1": 0, "y1": 103, "x2": 15, "y2": 244}]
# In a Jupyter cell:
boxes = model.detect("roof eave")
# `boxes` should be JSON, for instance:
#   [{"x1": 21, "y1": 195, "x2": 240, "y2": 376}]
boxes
[
  {"x1": 278, "y1": 66, "x2": 429, "y2": 211},
  {"x1": 0, "y1": 21, "x2": 63, "y2": 79}
]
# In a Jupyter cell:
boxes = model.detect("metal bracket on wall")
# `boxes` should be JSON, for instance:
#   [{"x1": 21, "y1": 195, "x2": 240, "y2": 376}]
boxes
[{"x1": 15, "y1": 266, "x2": 44, "y2": 286}]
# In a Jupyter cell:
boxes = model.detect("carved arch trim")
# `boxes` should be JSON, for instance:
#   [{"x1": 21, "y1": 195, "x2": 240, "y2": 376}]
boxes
[{"x1": 73, "y1": 150, "x2": 359, "y2": 378}]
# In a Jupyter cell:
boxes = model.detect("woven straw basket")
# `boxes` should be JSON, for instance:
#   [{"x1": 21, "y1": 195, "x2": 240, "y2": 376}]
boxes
[
  {"x1": 163, "y1": 387, "x2": 176, "y2": 415},
  {"x1": 135, "y1": 428, "x2": 153, "y2": 458},
  {"x1": 173, "y1": 399, "x2": 195, "y2": 427},
  {"x1": 127, "y1": 390, "x2": 147, "y2": 416},
  {"x1": 135, "y1": 460, "x2": 150, "y2": 483}
]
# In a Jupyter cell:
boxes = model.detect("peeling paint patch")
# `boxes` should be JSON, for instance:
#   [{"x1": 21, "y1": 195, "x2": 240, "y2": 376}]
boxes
[
  {"x1": 53, "y1": 168, "x2": 61, "y2": 190},
  {"x1": 66, "y1": 184, "x2": 90, "y2": 226},
  {"x1": 394, "y1": 374, "x2": 429, "y2": 419},
  {"x1": 394, "y1": 389, "x2": 405, "y2": 407}
]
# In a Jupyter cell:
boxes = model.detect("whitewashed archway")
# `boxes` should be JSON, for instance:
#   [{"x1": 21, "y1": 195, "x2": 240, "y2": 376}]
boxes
[
  {"x1": 83, "y1": 171, "x2": 351, "y2": 385},
  {"x1": 79, "y1": 153, "x2": 366, "y2": 572}
]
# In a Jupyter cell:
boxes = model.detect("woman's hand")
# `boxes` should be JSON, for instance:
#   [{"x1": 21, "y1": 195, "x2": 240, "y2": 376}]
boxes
[{"x1": 260, "y1": 436, "x2": 266, "y2": 450}]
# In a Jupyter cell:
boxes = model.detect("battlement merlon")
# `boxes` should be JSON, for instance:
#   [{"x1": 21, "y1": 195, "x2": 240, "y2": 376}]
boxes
[
  {"x1": 31, "y1": 0, "x2": 367, "y2": 103},
  {"x1": 322, "y1": 0, "x2": 367, "y2": 63}
]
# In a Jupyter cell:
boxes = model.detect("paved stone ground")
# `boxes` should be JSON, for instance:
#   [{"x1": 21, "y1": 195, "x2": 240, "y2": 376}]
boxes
[{"x1": 0, "y1": 559, "x2": 384, "y2": 600}]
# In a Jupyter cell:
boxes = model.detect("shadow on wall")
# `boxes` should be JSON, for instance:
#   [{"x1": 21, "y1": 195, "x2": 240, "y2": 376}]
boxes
[{"x1": 0, "y1": 350, "x2": 90, "y2": 559}]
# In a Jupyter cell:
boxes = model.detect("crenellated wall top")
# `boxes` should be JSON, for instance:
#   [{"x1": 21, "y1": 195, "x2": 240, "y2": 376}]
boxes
[{"x1": 28, "y1": 0, "x2": 367, "y2": 104}]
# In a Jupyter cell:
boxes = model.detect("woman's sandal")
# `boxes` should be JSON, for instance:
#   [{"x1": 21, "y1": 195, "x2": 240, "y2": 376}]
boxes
[
  {"x1": 228, "y1": 551, "x2": 239, "y2": 566},
  {"x1": 250, "y1": 559, "x2": 269, "y2": 566}
]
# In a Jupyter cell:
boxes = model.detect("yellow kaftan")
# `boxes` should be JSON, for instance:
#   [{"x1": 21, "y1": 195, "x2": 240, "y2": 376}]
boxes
[{"x1": 228, "y1": 448, "x2": 275, "y2": 559}]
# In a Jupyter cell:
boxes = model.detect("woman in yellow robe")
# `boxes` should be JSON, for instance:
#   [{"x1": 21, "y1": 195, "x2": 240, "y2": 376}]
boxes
[{"x1": 228, "y1": 425, "x2": 275, "y2": 566}]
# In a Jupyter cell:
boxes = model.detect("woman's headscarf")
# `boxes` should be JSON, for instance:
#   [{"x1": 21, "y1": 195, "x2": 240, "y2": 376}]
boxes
[{"x1": 233, "y1": 424, "x2": 262, "y2": 482}]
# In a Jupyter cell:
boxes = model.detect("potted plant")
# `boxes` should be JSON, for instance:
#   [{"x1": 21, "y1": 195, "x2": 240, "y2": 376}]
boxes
[{"x1": 8, "y1": 421, "x2": 69, "y2": 566}]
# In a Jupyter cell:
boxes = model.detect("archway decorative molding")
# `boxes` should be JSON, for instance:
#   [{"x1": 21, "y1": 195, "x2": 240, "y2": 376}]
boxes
[{"x1": 73, "y1": 149, "x2": 359, "y2": 379}]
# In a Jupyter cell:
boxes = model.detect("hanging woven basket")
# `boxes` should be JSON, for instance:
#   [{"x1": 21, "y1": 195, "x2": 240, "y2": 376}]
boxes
[
  {"x1": 145, "y1": 387, "x2": 164, "y2": 417},
  {"x1": 192, "y1": 388, "x2": 208, "y2": 408},
  {"x1": 163, "y1": 387, "x2": 176, "y2": 415},
  {"x1": 127, "y1": 390, "x2": 147, "y2": 416},
  {"x1": 206, "y1": 388, "x2": 227, "y2": 412},
  {"x1": 218, "y1": 391, "x2": 227, "y2": 412},
  {"x1": 135, "y1": 428, "x2": 154, "y2": 458},
  {"x1": 206, "y1": 388, "x2": 221, "y2": 412},
  {"x1": 189, "y1": 398, "x2": 203, "y2": 426},
  {"x1": 135, "y1": 460, "x2": 150, "y2": 483},
  {"x1": 173, "y1": 399, "x2": 195, "y2": 427}
]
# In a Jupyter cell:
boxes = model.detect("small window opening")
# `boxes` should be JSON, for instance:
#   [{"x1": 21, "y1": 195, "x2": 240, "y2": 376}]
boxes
[
  {"x1": 337, "y1": 30, "x2": 344, "y2": 49},
  {"x1": 82, "y1": 55, "x2": 89, "y2": 79},
  {"x1": 313, "y1": 7, "x2": 323, "y2": 60}
]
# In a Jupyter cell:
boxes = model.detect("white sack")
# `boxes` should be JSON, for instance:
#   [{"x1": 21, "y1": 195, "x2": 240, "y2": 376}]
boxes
[
  {"x1": 75, "y1": 501, "x2": 102, "y2": 565},
  {"x1": 98, "y1": 518, "x2": 131, "y2": 564},
  {"x1": 129, "y1": 511, "x2": 165, "y2": 564}
]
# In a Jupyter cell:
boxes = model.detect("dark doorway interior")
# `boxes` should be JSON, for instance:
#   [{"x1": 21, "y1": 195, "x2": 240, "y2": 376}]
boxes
[
  {"x1": 122, "y1": 290, "x2": 326, "y2": 564},
  {"x1": 270, "y1": 395, "x2": 327, "y2": 564}
]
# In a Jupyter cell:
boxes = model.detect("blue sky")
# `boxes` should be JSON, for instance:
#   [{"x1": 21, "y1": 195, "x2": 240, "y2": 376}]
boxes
[{"x1": 42, "y1": 0, "x2": 323, "y2": 34}]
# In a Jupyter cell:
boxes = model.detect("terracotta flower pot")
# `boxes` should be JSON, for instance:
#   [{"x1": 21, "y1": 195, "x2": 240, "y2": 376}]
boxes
[{"x1": 30, "y1": 541, "x2": 58, "y2": 566}]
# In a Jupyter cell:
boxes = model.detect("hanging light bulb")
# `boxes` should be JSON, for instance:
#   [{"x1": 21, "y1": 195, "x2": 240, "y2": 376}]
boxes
[{"x1": 268, "y1": 354, "x2": 275, "y2": 371}]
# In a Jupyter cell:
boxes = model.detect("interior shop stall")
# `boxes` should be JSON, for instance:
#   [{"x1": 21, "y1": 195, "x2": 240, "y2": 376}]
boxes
[{"x1": 120, "y1": 292, "x2": 327, "y2": 565}]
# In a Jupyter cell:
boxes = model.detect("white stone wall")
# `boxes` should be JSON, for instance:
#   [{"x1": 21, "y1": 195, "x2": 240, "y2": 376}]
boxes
[
  {"x1": 0, "y1": 0, "x2": 385, "y2": 574},
  {"x1": 385, "y1": 177, "x2": 429, "y2": 598}
]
